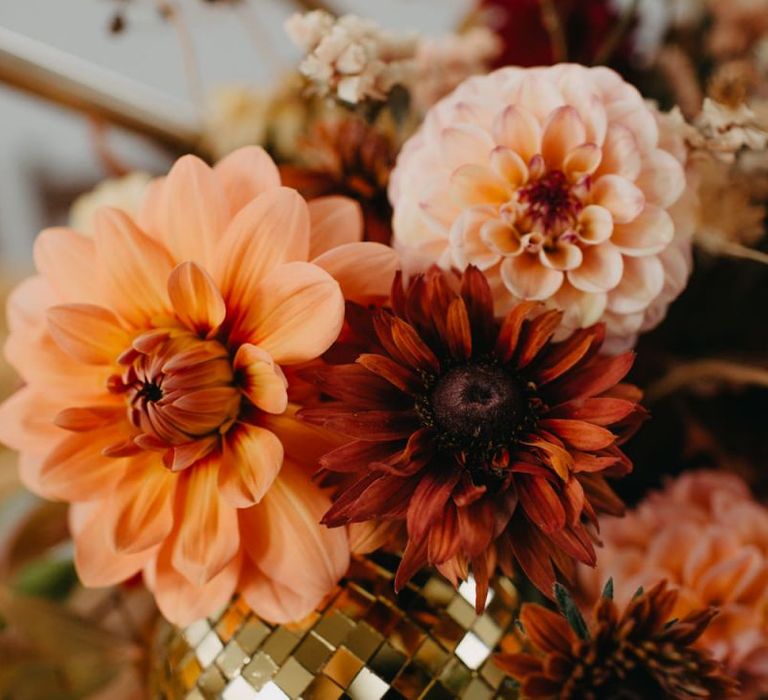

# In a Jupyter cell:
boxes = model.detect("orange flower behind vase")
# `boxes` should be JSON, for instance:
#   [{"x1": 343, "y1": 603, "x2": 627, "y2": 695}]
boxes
[{"x1": 0, "y1": 146, "x2": 398, "y2": 625}]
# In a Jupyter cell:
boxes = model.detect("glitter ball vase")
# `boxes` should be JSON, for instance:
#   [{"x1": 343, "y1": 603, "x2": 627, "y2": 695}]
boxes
[{"x1": 150, "y1": 555, "x2": 521, "y2": 700}]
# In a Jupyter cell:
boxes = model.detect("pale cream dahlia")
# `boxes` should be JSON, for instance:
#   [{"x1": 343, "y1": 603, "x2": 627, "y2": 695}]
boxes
[{"x1": 389, "y1": 64, "x2": 696, "y2": 348}]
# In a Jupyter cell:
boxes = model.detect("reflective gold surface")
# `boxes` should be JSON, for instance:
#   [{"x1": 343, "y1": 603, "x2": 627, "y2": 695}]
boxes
[{"x1": 150, "y1": 555, "x2": 520, "y2": 700}]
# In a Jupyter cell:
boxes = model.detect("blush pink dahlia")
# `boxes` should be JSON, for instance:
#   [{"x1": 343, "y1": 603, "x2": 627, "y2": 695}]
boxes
[{"x1": 389, "y1": 64, "x2": 696, "y2": 348}]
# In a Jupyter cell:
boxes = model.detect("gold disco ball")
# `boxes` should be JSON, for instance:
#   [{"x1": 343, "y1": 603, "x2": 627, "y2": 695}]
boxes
[{"x1": 150, "y1": 555, "x2": 521, "y2": 700}]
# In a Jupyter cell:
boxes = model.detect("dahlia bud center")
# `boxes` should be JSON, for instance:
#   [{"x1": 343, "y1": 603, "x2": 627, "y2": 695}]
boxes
[
  {"x1": 430, "y1": 364, "x2": 526, "y2": 446},
  {"x1": 110, "y1": 330, "x2": 240, "y2": 447}
]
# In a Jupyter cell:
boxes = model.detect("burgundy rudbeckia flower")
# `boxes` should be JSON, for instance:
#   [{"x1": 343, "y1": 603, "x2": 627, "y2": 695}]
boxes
[{"x1": 301, "y1": 267, "x2": 645, "y2": 610}]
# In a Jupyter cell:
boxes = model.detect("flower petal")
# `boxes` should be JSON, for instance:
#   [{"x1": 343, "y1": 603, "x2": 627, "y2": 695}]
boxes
[
  {"x1": 612, "y1": 205, "x2": 674, "y2": 257},
  {"x1": 233, "y1": 344, "x2": 288, "y2": 414},
  {"x1": 219, "y1": 423, "x2": 284, "y2": 508},
  {"x1": 308, "y1": 196, "x2": 363, "y2": 258},
  {"x1": 33, "y1": 227, "x2": 99, "y2": 303},
  {"x1": 567, "y1": 243, "x2": 623, "y2": 293},
  {"x1": 313, "y1": 242, "x2": 399, "y2": 304},
  {"x1": 141, "y1": 155, "x2": 230, "y2": 265},
  {"x1": 596, "y1": 124, "x2": 642, "y2": 180},
  {"x1": 172, "y1": 456, "x2": 240, "y2": 585},
  {"x1": 213, "y1": 145, "x2": 281, "y2": 215},
  {"x1": 577, "y1": 205, "x2": 613, "y2": 245},
  {"x1": 168, "y1": 261, "x2": 226, "y2": 336},
  {"x1": 591, "y1": 175, "x2": 645, "y2": 224},
  {"x1": 501, "y1": 255, "x2": 564, "y2": 301},
  {"x1": 542, "y1": 106, "x2": 587, "y2": 169},
  {"x1": 491, "y1": 105, "x2": 542, "y2": 163},
  {"x1": 451, "y1": 164, "x2": 511, "y2": 207},
  {"x1": 240, "y1": 562, "x2": 326, "y2": 624},
  {"x1": 606, "y1": 255, "x2": 664, "y2": 315},
  {"x1": 47, "y1": 303, "x2": 129, "y2": 365},
  {"x1": 490, "y1": 147, "x2": 529, "y2": 187},
  {"x1": 440, "y1": 125, "x2": 495, "y2": 170},
  {"x1": 240, "y1": 261, "x2": 344, "y2": 364},
  {"x1": 93, "y1": 208, "x2": 175, "y2": 327},
  {"x1": 635, "y1": 149, "x2": 685, "y2": 209}
]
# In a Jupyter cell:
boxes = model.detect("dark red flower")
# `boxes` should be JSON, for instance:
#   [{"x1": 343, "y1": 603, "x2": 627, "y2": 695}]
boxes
[
  {"x1": 301, "y1": 267, "x2": 645, "y2": 610},
  {"x1": 477, "y1": 0, "x2": 633, "y2": 70},
  {"x1": 496, "y1": 581, "x2": 739, "y2": 699}
]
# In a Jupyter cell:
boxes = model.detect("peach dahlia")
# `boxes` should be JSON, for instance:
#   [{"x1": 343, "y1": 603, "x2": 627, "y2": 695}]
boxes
[
  {"x1": 0, "y1": 146, "x2": 398, "y2": 625},
  {"x1": 389, "y1": 64, "x2": 696, "y2": 349}
]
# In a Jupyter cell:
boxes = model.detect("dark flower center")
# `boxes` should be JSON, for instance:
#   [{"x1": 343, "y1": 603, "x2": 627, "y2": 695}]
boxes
[
  {"x1": 518, "y1": 170, "x2": 583, "y2": 231},
  {"x1": 430, "y1": 364, "x2": 526, "y2": 447}
]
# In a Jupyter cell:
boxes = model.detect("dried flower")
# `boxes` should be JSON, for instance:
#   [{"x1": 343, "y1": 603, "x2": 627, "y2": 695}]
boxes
[
  {"x1": 301, "y1": 266, "x2": 645, "y2": 610},
  {"x1": 496, "y1": 581, "x2": 739, "y2": 698},
  {"x1": 0, "y1": 146, "x2": 398, "y2": 625},
  {"x1": 280, "y1": 115, "x2": 397, "y2": 245},
  {"x1": 200, "y1": 85, "x2": 269, "y2": 160},
  {"x1": 69, "y1": 172, "x2": 151, "y2": 235},
  {"x1": 285, "y1": 11, "x2": 416, "y2": 105},
  {"x1": 389, "y1": 65, "x2": 695, "y2": 349},
  {"x1": 580, "y1": 471, "x2": 768, "y2": 697},
  {"x1": 694, "y1": 97, "x2": 768, "y2": 159}
]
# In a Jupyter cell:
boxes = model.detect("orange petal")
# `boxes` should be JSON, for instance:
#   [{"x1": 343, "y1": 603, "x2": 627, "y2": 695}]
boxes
[
  {"x1": 172, "y1": 456, "x2": 240, "y2": 585},
  {"x1": 150, "y1": 539, "x2": 241, "y2": 626},
  {"x1": 308, "y1": 196, "x2": 363, "y2": 258},
  {"x1": 109, "y1": 456, "x2": 176, "y2": 553},
  {"x1": 313, "y1": 242, "x2": 399, "y2": 304},
  {"x1": 519, "y1": 604, "x2": 574, "y2": 654},
  {"x1": 167, "y1": 261, "x2": 226, "y2": 336},
  {"x1": 70, "y1": 502, "x2": 157, "y2": 587},
  {"x1": 219, "y1": 423, "x2": 284, "y2": 508},
  {"x1": 577, "y1": 205, "x2": 613, "y2": 245},
  {"x1": 591, "y1": 175, "x2": 645, "y2": 224},
  {"x1": 213, "y1": 145, "x2": 281, "y2": 215},
  {"x1": 241, "y1": 261, "x2": 344, "y2": 364},
  {"x1": 450, "y1": 164, "x2": 511, "y2": 206},
  {"x1": 141, "y1": 155, "x2": 230, "y2": 265},
  {"x1": 47, "y1": 303, "x2": 128, "y2": 365},
  {"x1": 233, "y1": 344, "x2": 288, "y2": 414},
  {"x1": 567, "y1": 243, "x2": 623, "y2": 293},
  {"x1": 500, "y1": 254, "x2": 564, "y2": 300},
  {"x1": 612, "y1": 205, "x2": 674, "y2": 257},
  {"x1": 239, "y1": 461, "x2": 349, "y2": 599},
  {"x1": 213, "y1": 187, "x2": 310, "y2": 315},
  {"x1": 538, "y1": 418, "x2": 616, "y2": 450},
  {"x1": 33, "y1": 227, "x2": 99, "y2": 303},
  {"x1": 563, "y1": 143, "x2": 602, "y2": 180},
  {"x1": 490, "y1": 147, "x2": 529, "y2": 188},
  {"x1": 440, "y1": 124, "x2": 495, "y2": 170},
  {"x1": 597, "y1": 123, "x2": 642, "y2": 180},
  {"x1": 93, "y1": 207, "x2": 175, "y2": 327}
]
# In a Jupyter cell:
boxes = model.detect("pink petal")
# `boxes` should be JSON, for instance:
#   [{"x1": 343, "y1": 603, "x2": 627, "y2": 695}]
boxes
[
  {"x1": 491, "y1": 105, "x2": 542, "y2": 163},
  {"x1": 596, "y1": 124, "x2": 642, "y2": 181},
  {"x1": 500, "y1": 254, "x2": 564, "y2": 300},
  {"x1": 480, "y1": 218, "x2": 523, "y2": 257},
  {"x1": 219, "y1": 423, "x2": 284, "y2": 507},
  {"x1": 563, "y1": 143, "x2": 602, "y2": 180},
  {"x1": 213, "y1": 145, "x2": 281, "y2": 215},
  {"x1": 591, "y1": 175, "x2": 645, "y2": 224},
  {"x1": 539, "y1": 243, "x2": 583, "y2": 271},
  {"x1": 635, "y1": 150, "x2": 686, "y2": 209},
  {"x1": 606, "y1": 255, "x2": 665, "y2": 315},
  {"x1": 239, "y1": 261, "x2": 344, "y2": 365},
  {"x1": 542, "y1": 106, "x2": 587, "y2": 169},
  {"x1": 167, "y1": 261, "x2": 226, "y2": 337},
  {"x1": 440, "y1": 125, "x2": 495, "y2": 170},
  {"x1": 313, "y1": 242, "x2": 399, "y2": 304},
  {"x1": 612, "y1": 205, "x2": 675, "y2": 257},
  {"x1": 308, "y1": 196, "x2": 363, "y2": 258},
  {"x1": 490, "y1": 147, "x2": 529, "y2": 187},
  {"x1": 578, "y1": 205, "x2": 613, "y2": 245},
  {"x1": 567, "y1": 243, "x2": 624, "y2": 293},
  {"x1": 448, "y1": 208, "x2": 503, "y2": 270},
  {"x1": 553, "y1": 284, "x2": 607, "y2": 328},
  {"x1": 233, "y1": 344, "x2": 288, "y2": 414},
  {"x1": 450, "y1": 164, "x2": 511, "y2": 206}
]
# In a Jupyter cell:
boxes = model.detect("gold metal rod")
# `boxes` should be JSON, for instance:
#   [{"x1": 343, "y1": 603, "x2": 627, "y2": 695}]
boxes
[{"x1": 0, "y1": 25, "x2": 202, "y2": 151}]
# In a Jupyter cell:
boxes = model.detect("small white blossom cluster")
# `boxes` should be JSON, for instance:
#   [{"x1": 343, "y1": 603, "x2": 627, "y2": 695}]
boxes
[
  {"x1": 411, "y1": 27, "x2": 501, "y2": 112},
  {"x1": 285, "y1": 10, "x2": 417, "y2": 105},
  {"x1": 693, "y1": 97, "x2": 768, "y2": 159}
]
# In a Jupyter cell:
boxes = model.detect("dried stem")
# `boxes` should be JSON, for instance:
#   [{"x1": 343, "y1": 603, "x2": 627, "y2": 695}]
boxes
[
  {"x1": 538, "y1": 0, "x2": 568, "y2": 62},
  {"x1": 707, "y1": 240, "x2": 768, "y2": 266},
  {"x1": 593, "y1": 0, "x2": 640, "y2": 65},
  {"x1": 647, "y1": 358, "x2": 768, "y2": 402},
  {"x1": 158, "y1": 1, "x2": 205, "y2": 113}
]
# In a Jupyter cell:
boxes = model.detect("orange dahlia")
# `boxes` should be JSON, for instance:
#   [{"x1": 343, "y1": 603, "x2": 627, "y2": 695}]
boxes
[
  {"x1": 301, "y1": 267, "x2": 645, "y2": 610},
  {"x1": 0, "y1": 146, "x2": 398, "y2": 625},
  {"x1": 496, "y1": 581, "x2": 739, "y2": 699}
]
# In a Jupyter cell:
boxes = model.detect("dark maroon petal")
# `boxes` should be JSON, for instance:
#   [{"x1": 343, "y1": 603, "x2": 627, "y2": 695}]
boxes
[
  {"x1": 427, "y1": 505, "x2": 460, "y2": 564},
  {"x1": 373, "y1": 312, "x2": 441, "y2": 373},
  {"x1": 470, "y1": 547, "x2": 495, "y2": 613},
  {"x1": 546, "y1": 397, "x2": 638, "y2": 426},
  {"x1": 495, "y1": 301, "x2": 539, "y2": 362},
  {"x1": 506, "y1": 517, "x2": 558, "y2": 598},
  {"x1": 460, "y1": 265, "x2": 495, "y2": 351},
  {"x1": 453, "y1": 473, "x2": 488, "y2": 507},
  {"x1": 457, "y1": 499, "x2": 495, "y2": 557},
  {"x1": 319, "y1": 439, "x2": 404, "y2": 473},
  {"x1": 375, "y1": 428, "x2": 435, "y2": 476},
  {"x1": 395, "y1": 535, "x2": 429, "y2": 591},
  {"x1": 548, "y1": 522, "x2": 596, "y2": 567},
  {"x1": 542, "y1": 352, "x2": 635, "y2": 403},
  {"x1": 578, "y1": 473, "x2": 625, "y2": 517},
  {"x1": 323, "y1": 471, "x2": 415, "y2": 525},
  {"x1": 299, "y1": 363, "x2": 406, "y2": 408},
  {"x1": 515, "y1": 310, "x2": 563, "y2": 368},
  {"x1": 445, "y1": 298, "x2": 472, "y2": 360},
  {"x1": 562, "y1": 477, "x2": 585, "y2": 526},
  {"x1": 357, "y1": 353, "x2": 423, "y2": 395},
  {"x1": 530, "y1": 326, "x2": 602, "y2": 385},
  {"x1": 570, "y1": 450, "x2": 620, "y2": 473},
  {"x1": 538, "y1": 418, "x2": 616, "y2": 451},
  {"x1": 300, "y1": 407, "x2": 420, "y2": 440},
  {"x1": 406, "y1": 467, "x2": 462, "y2": 543},
  {"x1": 518, "y1": 475, "x2": 567, "y2": 533}
]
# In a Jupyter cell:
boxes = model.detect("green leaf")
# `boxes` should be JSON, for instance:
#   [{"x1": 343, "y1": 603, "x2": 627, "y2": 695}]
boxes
[
  {"x1": 601, "y1": 578, "x2": 614, "y2": 600},
  {"x1": 13, "y1": 559, "x2": 78, "y2": 601},
  {"x1": 553, "y1": 582, "x2": 590, "y2": 640}
]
